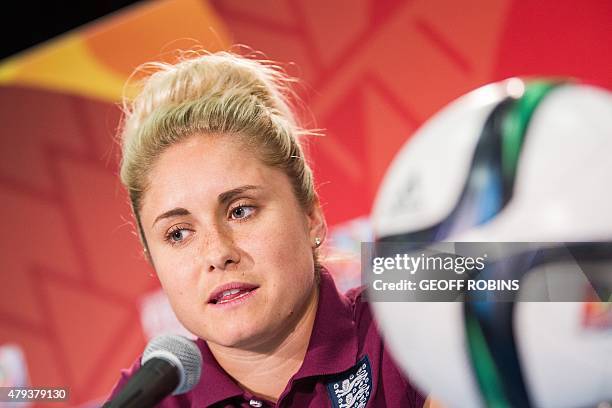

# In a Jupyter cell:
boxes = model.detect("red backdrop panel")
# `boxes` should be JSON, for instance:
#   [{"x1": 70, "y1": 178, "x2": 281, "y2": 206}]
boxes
[{"x1": 0, "y1": 0, "x2": 611, "y2": 405}]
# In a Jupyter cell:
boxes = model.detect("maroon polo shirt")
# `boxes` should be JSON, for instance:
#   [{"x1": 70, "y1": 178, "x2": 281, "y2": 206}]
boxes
[{"x1": 106, "y1": 269, "x2": 426, "y2": 407}]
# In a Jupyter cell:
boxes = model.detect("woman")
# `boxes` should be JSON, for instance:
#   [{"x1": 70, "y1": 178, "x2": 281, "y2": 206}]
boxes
[{"x1": 107, "y1": 51, "x2": 427, "y2": 407}]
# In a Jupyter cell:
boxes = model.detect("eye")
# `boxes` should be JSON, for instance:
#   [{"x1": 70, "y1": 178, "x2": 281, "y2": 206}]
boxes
[
  {"x1": 164, "y1": 225, "x2": 193, "y2": 245},
  {"x1": 230, "y1": 204, "x2": 256, "y2": 220}
]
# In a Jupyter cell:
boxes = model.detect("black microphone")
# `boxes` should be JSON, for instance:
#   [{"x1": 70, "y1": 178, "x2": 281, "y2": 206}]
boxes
[{"x1": 104, "y1": 334, "x2": 203, "y2": 408}]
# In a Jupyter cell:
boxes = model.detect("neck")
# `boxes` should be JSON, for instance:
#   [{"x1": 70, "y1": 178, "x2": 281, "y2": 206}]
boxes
[{"x1": 208, "y1": 285, "x2": 320, "y2": 403}]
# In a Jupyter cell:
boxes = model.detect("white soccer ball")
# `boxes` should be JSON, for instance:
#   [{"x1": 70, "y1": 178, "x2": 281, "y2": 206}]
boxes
[{"x1": 370, "y1": 79, "x2": 612, "y2": 408}]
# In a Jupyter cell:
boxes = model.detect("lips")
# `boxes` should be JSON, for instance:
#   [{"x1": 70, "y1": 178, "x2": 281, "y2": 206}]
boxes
[{"x1": 208, "y1": 282, "x2": 259, "y2": 305}]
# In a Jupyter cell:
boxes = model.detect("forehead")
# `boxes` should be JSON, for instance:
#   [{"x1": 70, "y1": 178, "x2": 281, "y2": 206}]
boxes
[{"x1": 141, "y1": 134, "x2": 285, "y2": 214}]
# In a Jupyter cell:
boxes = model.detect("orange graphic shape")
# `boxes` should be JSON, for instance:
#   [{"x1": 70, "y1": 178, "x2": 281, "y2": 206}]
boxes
[{"x1": 86, "y1": 0, "x2": 231, "y2": 80}]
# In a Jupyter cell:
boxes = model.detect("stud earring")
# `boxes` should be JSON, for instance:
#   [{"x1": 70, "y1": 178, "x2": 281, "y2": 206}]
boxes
[{"x1": 314, "y1": 237, "x2": 322, "y2": 248}]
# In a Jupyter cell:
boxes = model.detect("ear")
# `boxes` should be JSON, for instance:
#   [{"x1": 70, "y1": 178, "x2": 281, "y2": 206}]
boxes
[{"x1": 306, "y1": 199, "x2": 327, "y2": 248}]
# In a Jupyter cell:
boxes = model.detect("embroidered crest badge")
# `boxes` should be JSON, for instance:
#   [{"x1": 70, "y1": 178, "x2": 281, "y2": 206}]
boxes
[{"x1": 326, "y1": 355, "x2": 372, "y2": 408}]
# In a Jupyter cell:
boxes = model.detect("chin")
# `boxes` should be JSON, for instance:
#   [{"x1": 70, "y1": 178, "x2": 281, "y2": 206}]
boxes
[{"x1": 206, "y1": 321, "x2": 265, "y2": 349}]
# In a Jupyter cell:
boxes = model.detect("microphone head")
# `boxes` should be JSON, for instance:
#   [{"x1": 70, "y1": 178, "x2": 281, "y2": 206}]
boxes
[{"x1": 142, "y1": 334, "x2": 203, "y2": 395}]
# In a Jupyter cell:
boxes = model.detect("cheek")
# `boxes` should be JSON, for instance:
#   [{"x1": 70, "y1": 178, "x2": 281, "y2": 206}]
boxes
[
  {"x1": 253, "y1": 219, "x2": 313, "y2": 270},
  {"x1": 153, "y1": 251, "x2": 201, "y2": 305},
  {"x1": 156, "y1": 266, "x2": 206, "y2": 333},
  {"x1": 254, "y1": 222, "x2": 316, "y2": 301}
]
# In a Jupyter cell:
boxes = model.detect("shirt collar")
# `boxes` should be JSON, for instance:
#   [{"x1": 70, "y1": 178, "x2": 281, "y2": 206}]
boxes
[
  {"x1": 292, "y1": 268, "x2": 358, "y2": 378},
  {"x1": 191, "y1": 268, "x2": 359, "y2": 407},
  {"x1": 192, "y1": 339, "x2": 244, "y2": 407}
]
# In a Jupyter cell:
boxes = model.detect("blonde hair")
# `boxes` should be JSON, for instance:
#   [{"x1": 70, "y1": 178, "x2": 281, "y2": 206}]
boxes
[{"x1": 118, "y1": 51, "x2": 321, "y2": 269}]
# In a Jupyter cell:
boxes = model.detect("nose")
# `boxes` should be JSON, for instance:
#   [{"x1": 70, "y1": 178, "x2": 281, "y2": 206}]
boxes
[{"x1": 202, "y1": 223, "x2": 241, "y2": 272}]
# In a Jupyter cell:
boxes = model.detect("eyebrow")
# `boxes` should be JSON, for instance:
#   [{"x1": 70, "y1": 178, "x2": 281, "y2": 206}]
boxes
[
  {"x1": 152, "y1": 207, "x2": 191, "y2": 227},
  {"x1": 217, "y1": 185, "x2": 260, "y2": 206},
  {"x1": 152, "y1": 185, "x2": 261, "y2": 227}
]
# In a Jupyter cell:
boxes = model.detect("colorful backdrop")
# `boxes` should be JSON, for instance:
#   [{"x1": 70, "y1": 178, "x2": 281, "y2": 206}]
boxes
[{"x1": 1, "y1": 0, "x2": 611, "y2": 406}]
